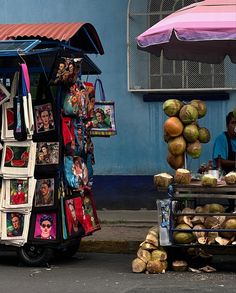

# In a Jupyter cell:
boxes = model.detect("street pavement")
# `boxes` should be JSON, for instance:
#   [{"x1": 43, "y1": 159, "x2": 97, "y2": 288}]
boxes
[{"x1": 0, "y1": 251, "x2": 236, "y2": 293}]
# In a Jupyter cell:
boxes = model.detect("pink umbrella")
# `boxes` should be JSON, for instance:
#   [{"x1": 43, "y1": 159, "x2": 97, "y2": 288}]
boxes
[{"x1": 136, "y1": 0, "x2": 236, "y2": 64}]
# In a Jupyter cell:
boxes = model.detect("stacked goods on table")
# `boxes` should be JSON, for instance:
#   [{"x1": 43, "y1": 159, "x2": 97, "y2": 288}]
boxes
[
  {"x1": 172, "y1": 203, "x2": 236, "y2": 246},
  {"x1": 154, "y1": 168, "x2": 236, "y2": 187}
]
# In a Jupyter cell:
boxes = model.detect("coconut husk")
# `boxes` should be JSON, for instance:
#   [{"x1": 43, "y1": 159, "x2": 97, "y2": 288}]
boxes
[
  {"x1": 181, "y1": 207, "x2": 196, "y2": 215},
  {"x1": 207, "y1": 231, "x2": 219, "y2": 244},
  {"x1": 175, "y1": 168, "x2": 191, "y2": 184},
  {"x1": 208, "y1": 203, "x2": 225, "y2": 213},
  {"x1": 132, "y1": 257, "x2": 146, "y2": 273},
  {"x1": 151, "y1": 249, "x2": 168, "y2": 261},
  {"x1": 172, "y1": 260, "x2": 188, "y2": 272},
  {"x1": 140, "y1": 241, "x2": 157, "y2": 251},
  {"x1": 195, "y1": 206, "x2": 205, "y2": 213},
  {"x1": 177, "y1": 215, "x2": 193, "y2": 227},
  {"x1": 197, "y1": 236, "x2": 207, "y2": 245},
  {"x1": 146, "y1": 260, "x2": 167, "y2": 274},
  {"x1": 204, "y1": 216, "x2": 219, "y2": 229},
  {"x1": 154, "y1": 173, "x2": 173, "y2": 188},
  {"x1": 145, "y1": 232, "x2": 159, "y2": 247},
  {"x1": 192, "y1": 224, "x2": 206, "y2": 239},
  {"x1": 137, "y1": 248, "x2": 151, "y2": 263},
  {"x1": 199, "y1": 265, "x2": 216, "y2": 273},
  {"x1": 191, "y1": 215, "x2": 205, "y2": 225},
  {"x1": 215, "y1": 236, "x2": 231, "y2": 245},
  {"x1": 201, "y1": 174, "x2": 217, "y2": 187},
  {"x1": 224, "y1": 172, "x2": 236, "y2": 185}
]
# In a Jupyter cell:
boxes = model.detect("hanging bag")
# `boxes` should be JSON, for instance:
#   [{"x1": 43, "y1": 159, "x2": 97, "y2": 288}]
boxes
[
  {"x1": 90, "y1": 78, "x2": 117, "y2": 137},
  {"x1": 32, "y1": 73, "x2": 59, "y2": 142},
  {"x1": 13, "y1": 69, "x2": 28, "y2": 141}
]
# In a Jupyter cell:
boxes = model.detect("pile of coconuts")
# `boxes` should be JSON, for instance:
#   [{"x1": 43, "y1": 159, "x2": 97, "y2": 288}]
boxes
[
  {"x1": 131, "y1": 226, "x2": 169, "y2": 274},
  {"x1": 163, "y1": 99, "x2": 211, "y2": 170},
  {"x1": 173, "y1": 203, "x2": 236, "y2": 246}
]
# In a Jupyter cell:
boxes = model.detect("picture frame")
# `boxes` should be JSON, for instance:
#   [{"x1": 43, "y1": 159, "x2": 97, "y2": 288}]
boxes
[
  {"x1": 35, "y1": 142, "x2": 60, "y2": 166},
  {"x1": 31, "y1": 212, "x2": 57, "y2": 242},
  {"x1": 2, "y1": 177, "x2": 36, "y2": 208},
  {"x1": 34, "y1": 102, "x2": 55, "y2": 134},
  {"x1": 34, "y1": 177, "x2": 56, "y2": 208},
  {"x1": 0, "y1": 141, "x2": 37, "y2": 177},
  {"x1": 1, "y1": 211, "x2": 30, "y2": 241},
  {"x1": 90, "y1": 101, "x2": 117, "y2": 137},
  {"x1": 0, "y1": 83, "x2": 10, "y2": 106}
]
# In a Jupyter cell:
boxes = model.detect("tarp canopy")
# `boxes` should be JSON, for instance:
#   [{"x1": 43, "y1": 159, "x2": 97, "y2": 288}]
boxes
[
  {"x1": 0, "y1": 22, "x2": 104, "y2": 75},
  {"x1": 0, "y1": 22, "x2": 104, "y2": 55}
]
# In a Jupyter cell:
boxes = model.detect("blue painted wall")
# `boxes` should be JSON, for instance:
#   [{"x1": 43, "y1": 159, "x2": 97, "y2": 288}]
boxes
[{"x1": 0, "y1": 0, "x2": 235, "y2": 209}]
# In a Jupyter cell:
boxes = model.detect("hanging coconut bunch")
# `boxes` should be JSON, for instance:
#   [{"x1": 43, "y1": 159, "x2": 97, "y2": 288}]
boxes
[{"x1": 162, "y1": 99, "x2": 210, "y2": 170}]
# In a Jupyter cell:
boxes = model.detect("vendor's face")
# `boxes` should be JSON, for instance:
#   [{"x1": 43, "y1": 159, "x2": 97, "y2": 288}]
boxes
[{"x1": 228, "y1": 117, "x2": 236, "y2": 138}]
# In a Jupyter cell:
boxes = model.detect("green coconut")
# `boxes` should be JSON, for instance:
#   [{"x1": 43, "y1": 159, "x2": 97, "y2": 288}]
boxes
[
  {"x1": 183, "y1": 124, "x2": 199, "y2": 143},
  {"x1": 186, "y1": 140, "x2": 202, "y2": 159},
  {"x1": 163, "y1": 99, "x2": 183, "y2": 117},
  {"x1": 179, "y1": 104, "x2": 198, "y2": 124},
  {"x1": 198, "y1": 127, "x2": 211, "y2": 143},
  {"x1": 190, "y1": 99, "x2": 207, "y2": 118},
  {"x1": 168, "y1": 136, "x2": 186, "y2": 156},
  {"x1": 173, "y1": 223, "x2": 195, "y2": 244}
]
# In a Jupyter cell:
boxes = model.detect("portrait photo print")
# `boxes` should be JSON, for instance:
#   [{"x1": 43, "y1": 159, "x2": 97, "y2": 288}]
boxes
[
  {"x1": 34, "y1": 102, "x2": 55, "y2": 133},
  {"x1": 36, "y1": 142, "x2": 59, "y2": 165},
  {"x1": 34, "y1": 178, "x2": 55, "y2": 207},
  {"x1": 1, "y1": 211, "x2": 30, "y2": 241},
  {"x1": 34, "y1": 212, "x2": 57, "y2": 241}
]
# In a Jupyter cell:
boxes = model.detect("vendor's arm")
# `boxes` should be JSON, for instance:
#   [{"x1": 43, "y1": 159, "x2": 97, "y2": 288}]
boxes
[
  {"x1": 218, "y1": 157, "x2": 235, "y2": 171},
  {"x1": 212, "y1": 133, "x2": 234, "y2": 169}
]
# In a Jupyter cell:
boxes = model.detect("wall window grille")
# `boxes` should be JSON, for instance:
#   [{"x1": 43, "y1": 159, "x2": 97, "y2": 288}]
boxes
[{"x1": 127, "y1": 0, "x2": 236, "y2": 92}]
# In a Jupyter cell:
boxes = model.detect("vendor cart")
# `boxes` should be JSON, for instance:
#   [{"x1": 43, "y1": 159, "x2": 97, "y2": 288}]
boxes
[
  {"x1": 0, "y1": 22, "x2": 104, "y2": 266},
  {"x1": 157, "y1": 182, "x2": 236, "y2": 253}
]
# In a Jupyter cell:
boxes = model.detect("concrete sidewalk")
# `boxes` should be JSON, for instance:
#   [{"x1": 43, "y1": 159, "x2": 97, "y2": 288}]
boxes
[{"x1": 80, "y1": 210, "x2": 158, "y2": 254}]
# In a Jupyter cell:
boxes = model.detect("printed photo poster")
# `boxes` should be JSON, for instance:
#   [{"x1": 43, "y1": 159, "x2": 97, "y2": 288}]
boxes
[
  {"x1": 34, "y1": 103, "x2": 55, "y2": 134},
  {"x1": 0, "y1": 141, "x2": 37, "y2": 177},
  {"x1": 1, "y1": 211, "x2": 30, "y2": 241},
  {"x1": 90, "y1": 101, "x2": 117, "y2": 136},
  {"x1": 33, "y1": 212, "x2": 57, "y2": 241},
  {"x1": 36, "y1": 142, "x2": 60, "y2": 166},
  {"x1": 3, "y1": 177, "x2": 36, "y2": 208},
  {"x1": 64, "y1": 197, "x2": 85, "y2": 238},
  {"x1": 34, "y1": 178, "x2": 55, "y2": 207}
]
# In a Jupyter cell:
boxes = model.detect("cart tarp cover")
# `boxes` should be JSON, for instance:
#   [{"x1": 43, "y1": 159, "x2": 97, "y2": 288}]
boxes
[{"x1": 0, "y1": 22, "x2": 104, "y2": 55}]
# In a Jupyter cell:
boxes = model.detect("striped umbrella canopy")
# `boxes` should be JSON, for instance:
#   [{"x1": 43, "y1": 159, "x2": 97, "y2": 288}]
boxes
[{"x1": 136, "y1": 0, "x2": 236, "y2": 64}]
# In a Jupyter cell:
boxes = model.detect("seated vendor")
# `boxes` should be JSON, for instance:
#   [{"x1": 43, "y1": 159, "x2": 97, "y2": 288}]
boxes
[
  {"x1": 212, "y1": 111, "x2": 236, "y2": 174},
  {"x1": 212, "y1": 111, "x2": 236, "y2": 212}
]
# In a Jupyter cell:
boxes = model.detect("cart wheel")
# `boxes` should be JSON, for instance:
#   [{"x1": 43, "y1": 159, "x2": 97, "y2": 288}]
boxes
[
  {"x1": 54, "y1": 241, "x2": 81, "y2": 259},
  {"x1": 18, "y1": 244, "x2": 53, "y2": 267}
]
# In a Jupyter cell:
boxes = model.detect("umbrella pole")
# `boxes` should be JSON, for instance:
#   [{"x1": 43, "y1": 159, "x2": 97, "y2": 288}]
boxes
[{"x1": 184, "y1": 152, "x2": 187, "y2": 169}]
